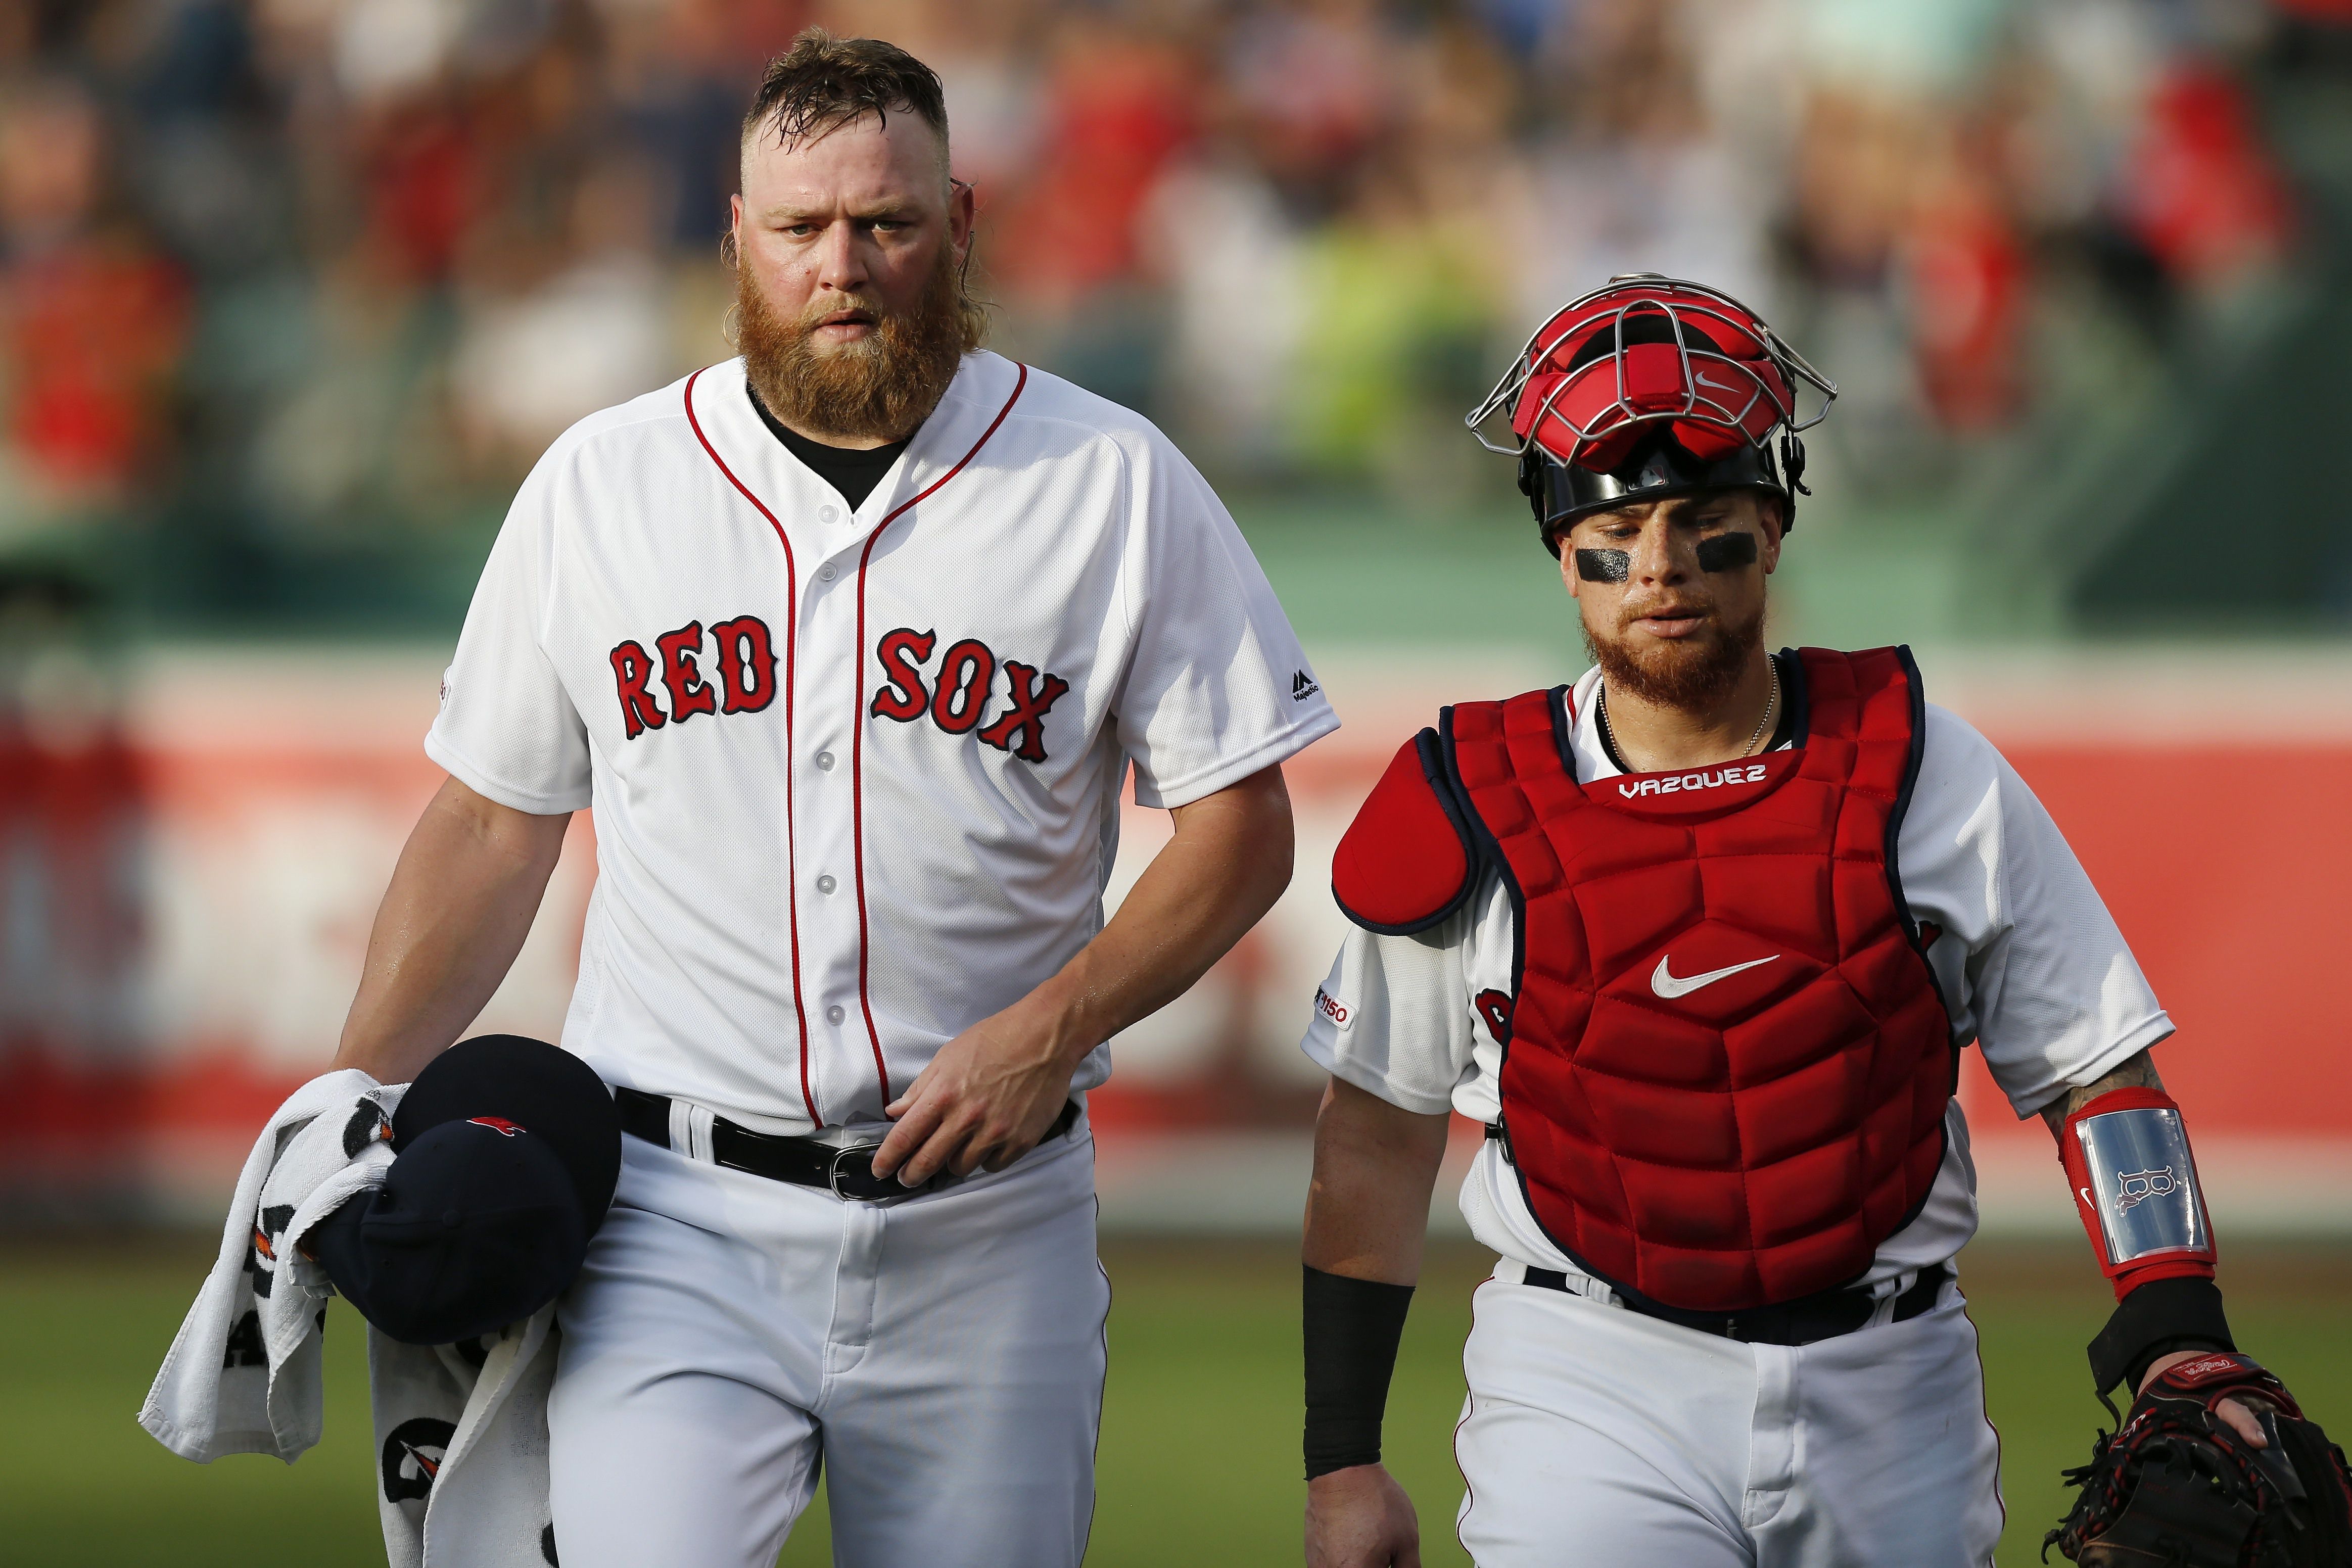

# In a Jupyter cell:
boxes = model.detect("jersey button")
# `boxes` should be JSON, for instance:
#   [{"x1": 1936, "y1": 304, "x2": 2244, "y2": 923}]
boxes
[
  {"x1": 819, "y1": 505, "x2": 839, "y2": 524},
  {"x1": 815, "y1": 750, "x2": 835, "y2": 771},
  {"x1": 818, "y1": 563, "x2": 838, "y2": 582},
  {"x1": 826, "y1": 1004, "x2": 846, "y2": 1025},
  {"x1": 816, "y1": 874, "x2": 837, "y2": 895}
]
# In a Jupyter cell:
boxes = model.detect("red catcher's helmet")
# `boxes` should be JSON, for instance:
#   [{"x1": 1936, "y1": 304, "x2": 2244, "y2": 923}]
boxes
[{"x1": 1467, "y1": 274, "x2": 1836, "y2": 555}]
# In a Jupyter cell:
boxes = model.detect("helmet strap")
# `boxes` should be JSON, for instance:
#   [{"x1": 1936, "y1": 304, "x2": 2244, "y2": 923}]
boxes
[{"x1": 1780, "y1": 432, "x2": 1810, "y2": 497}]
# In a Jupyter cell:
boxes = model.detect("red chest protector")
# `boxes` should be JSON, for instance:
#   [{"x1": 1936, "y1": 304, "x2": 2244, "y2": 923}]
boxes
[{"x1": 1333, "y1": 647, "x2": 1955, "y2": 1313}]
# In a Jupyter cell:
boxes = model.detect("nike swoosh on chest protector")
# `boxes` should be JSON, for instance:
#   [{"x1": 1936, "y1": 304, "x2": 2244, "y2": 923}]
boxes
[{"x1": 1650, "y1": 953, "x2": 1779, "y2": 999}]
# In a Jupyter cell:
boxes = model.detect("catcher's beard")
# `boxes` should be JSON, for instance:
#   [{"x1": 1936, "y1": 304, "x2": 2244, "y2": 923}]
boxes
[
  {"x1": 1583, "y1": 592, "x2": 1767, "y2": 716},
  {"x1": 736, "y1": 241, "x2": 985, "y2": 443}
]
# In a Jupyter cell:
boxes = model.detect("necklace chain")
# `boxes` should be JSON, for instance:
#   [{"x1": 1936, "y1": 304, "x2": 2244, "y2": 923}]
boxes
[{"x1": 1600, "y1": 657, "x2": 1779, "y2": 776}]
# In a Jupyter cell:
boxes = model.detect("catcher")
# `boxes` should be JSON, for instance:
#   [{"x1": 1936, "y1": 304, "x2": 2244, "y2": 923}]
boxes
[{"x1": 1294, "y1": 274, "x2": 2352, "y2": 1566}]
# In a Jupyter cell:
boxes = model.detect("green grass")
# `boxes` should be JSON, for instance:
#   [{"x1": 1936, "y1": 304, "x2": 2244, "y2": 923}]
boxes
[{"x1": 6, "y1": 1238, "x2": 2347, "y2": 1566}]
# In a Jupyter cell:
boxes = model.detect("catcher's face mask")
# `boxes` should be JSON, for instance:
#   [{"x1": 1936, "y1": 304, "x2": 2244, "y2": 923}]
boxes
[{"x1": 1468, "y1": 274, "x2": 1836, "y2": 555}]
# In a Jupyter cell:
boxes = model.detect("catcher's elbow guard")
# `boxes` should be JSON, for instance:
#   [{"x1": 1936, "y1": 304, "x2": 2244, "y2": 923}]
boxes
[{"x1": 2058, "y1": 1085, "x2": 2216, "y2": 1300}]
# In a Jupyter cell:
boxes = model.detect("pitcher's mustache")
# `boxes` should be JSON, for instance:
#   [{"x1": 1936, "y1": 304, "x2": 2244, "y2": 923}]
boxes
[{"x1": 798, "y1": 294, "x2": 890, "y2": 332}]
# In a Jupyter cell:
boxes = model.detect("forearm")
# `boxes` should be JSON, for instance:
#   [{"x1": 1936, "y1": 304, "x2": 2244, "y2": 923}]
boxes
[
  {"x1": 333, "y1": 777, "x2": 570, "y2": 1083},
  {"x1": 874, "y1": 765, "x2": 1295, "y2": 1179},
  {"x1": 1017, "y1": 764, "x2": 1295, "y2": 1069},
  {"x1": 2039, "y1": 1047, "x2": 2162, "y2": 1138},
  {"x1": 2039, "y1": 1045, "x2": 2236, "y2": 1394},
  {"x1": 1304, "y1": 1077, "x2": 1452, "y2": 1284},
  {"x1": 1302, "y1": 1076, "x2": 1449, "y2": 1489}
]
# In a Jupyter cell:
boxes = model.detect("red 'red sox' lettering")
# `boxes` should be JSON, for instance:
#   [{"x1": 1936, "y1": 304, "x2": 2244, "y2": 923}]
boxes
[
  {"x1": 709, "y1": 615, "x2": 777, "y2": 714},
  {"x1": 868, "y1": 629, "x2": 1070, "y2": 764},
  {"x1": 610, "y1": 614, "x2": 777, "y2": 738},
  {"x1": 976, "y1": 661, "x2": 1070, "y2": 764},
  {"x1": 931, "y1": 639, "x2": 995, "y2": 735},
  {"x1": 610, "y1": 641, "x2": 666, "y2": 739},
  {"x1": 871, "y1": 628, "x2": 937, "y2": 722},
  {"x1": 613, "y1": 619, "x2": 1069, "y2": 764},
  {"x1": 656, "y1": 621, "x2": 720, "y2": 724}
]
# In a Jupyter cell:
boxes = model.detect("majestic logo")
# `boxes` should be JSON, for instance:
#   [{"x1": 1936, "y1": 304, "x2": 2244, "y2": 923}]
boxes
[
  {"x1": 467, "y1": 1117, "x2": 524, "y2": 1137},
  {"x1": 1619, "y1": 764, "x2": 1768, "y2": 799},
  {"x1": 2113, "y1": 1166, "x2": 2180, "y2": 1213},
  {"x1": 382, "y1": 1417, "x2": 457, "y2": 1505},
  {"x1": 1292, "y1": 670, "x2": 1321, "y2": 701},
  {"x1": 1650, "y1": 954, "x2": 1778, "y2": 1000},
  {"x1": 870, "y1": 628, "x2": 1070, "y2": 764},
  {"x1": 610, "y1": 614, "x2": 777, "y2": 740},
  {"x1": 1314, "y1": 986, "x2": 1352, "y2": 1030}
]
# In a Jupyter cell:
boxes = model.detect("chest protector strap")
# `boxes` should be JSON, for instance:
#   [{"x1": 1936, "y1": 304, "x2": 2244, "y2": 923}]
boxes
[{"x1": 1343, "y1": 647, "x2": 1953, "y2": 1314}]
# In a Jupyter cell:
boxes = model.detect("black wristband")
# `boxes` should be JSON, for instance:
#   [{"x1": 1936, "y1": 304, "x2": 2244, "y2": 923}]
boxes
[
  {"x1": 1303, "y1": 1265, "x2": 1415, "y2": 1480},
  {"x1": 2089, "y1": 1275, "x2": 2235, "y2": 1396}
]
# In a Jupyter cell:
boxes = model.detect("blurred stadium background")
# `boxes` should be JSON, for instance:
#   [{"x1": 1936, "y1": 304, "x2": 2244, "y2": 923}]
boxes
[{"x1": 2, "y1": 0, "x2": 2349, "y2": 1563}]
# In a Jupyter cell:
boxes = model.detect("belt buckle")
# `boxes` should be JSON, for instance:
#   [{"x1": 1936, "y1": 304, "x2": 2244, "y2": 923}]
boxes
[{"x1": 827, "y1": 1143, "x2": 897, "y2": 1201}]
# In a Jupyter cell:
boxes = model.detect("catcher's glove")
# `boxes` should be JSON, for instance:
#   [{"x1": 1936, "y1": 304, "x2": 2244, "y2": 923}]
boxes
[{"x1": 2045, "y1": 1351, "x2": 2352, "y2": 1566}]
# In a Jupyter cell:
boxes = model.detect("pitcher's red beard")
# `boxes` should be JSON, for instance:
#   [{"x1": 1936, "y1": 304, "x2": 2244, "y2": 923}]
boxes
[
  {"x1": 1583, "y1": 593, "x2": 1767, "y2": 715},
  {"x1": 736, "y1": 241, "x2": 985, "y2": 442}
]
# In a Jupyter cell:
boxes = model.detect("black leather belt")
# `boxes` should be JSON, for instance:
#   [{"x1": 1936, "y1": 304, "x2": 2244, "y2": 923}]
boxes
[
  {"x1": 613, "y1": 1086, "x2": 1079, "y2": 1201},
  {"x1": 1521, "y1": 1261, "x2": 1953, "y2": 1346}
]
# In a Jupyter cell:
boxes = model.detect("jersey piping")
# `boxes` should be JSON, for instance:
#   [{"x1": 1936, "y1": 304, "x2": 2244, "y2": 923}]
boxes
[
  {"x1": 681, "y1": 363, "x2": 819, "y2": 1125},
  {"x1": 849, "y1": 362, "x2": 1032, "y2": 1106}
]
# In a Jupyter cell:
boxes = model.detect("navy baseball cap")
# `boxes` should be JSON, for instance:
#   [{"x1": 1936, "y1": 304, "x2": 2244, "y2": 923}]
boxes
[{"x1": 310, "y1": 1035, "x2": 621, "y2": 1346}]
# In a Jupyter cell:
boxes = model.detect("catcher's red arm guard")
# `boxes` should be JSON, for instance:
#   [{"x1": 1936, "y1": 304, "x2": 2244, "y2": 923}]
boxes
[
  {"x1": 2058, "y1": 1085, "x2": 2217, "y2": 1298},
  {"x1": 2059, "y1": 1085, "x2": 2238, "y2": 1396}
]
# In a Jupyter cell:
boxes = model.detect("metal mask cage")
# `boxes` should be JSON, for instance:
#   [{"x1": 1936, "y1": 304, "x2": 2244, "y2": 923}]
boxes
[{"x1": 1467, "y1": 275, "x2": 1838, "y2": 469}]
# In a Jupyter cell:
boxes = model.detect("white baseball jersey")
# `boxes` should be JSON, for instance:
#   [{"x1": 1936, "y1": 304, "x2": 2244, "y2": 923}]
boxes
[
  {"x1": 1303, "y1": 661, "x2": 2174, "y2": 1291},
  {"x1": 430, "y1": 350, "x2": 1338, "y2": 1134}
]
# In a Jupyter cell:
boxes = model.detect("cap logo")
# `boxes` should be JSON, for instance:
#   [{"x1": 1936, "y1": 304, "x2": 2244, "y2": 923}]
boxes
[{"x1": 467, "y1": 1116, "x2": 525, "y2": 1136}]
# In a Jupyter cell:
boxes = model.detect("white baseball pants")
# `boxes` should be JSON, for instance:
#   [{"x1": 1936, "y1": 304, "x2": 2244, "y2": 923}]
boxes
[
  {"x1": 544, "y1": 1119, "x2": 1108, "y2": 1568},
  {"x1": 1453, "y1": 1268, "x2": 2005, "y2": 1567}
]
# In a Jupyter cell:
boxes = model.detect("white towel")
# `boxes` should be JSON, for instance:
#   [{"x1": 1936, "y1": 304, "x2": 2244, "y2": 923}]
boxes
[
  {"x1": 373, "y1": 1309, "x2": 561, "y2": 1568},
  {"x1": 140, "y1": 1069, "x2": 401, "y2": 1462},
  {"x1": 142, "y1": 1069, "x2": 562, "y2": 1567}
]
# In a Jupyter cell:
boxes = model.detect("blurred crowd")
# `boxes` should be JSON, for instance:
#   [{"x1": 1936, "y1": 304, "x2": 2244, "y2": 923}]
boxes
[{"x1": 0, "y1": 0, "x2": 2319, "y2": 559}]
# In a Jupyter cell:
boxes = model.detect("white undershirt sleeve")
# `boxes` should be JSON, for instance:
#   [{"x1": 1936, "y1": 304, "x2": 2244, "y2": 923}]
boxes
[
  {"x1": 424, "y1": 454, "x2": 593, "y2": 815},
  {"x1": 1899, "y1": 706, "x2": 2174, "y2": 1120},
  {"x1": 1299, "y1": 911, "x2": 1478, "y2": 1117},
  {"x1": 1110, "y1": 432, "x2": 1338, "y2": 809}
]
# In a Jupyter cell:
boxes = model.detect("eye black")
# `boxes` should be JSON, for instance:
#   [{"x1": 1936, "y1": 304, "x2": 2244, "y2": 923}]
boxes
[
  {"x1": 1575, "y1": 549, "x2": 1631, "y2": 584},
  {"x1": 1695, "y1": 534, "x2": 1758, "y2": 573}
]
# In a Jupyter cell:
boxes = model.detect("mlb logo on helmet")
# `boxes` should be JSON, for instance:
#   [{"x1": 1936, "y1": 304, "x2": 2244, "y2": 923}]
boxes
[{"x1": 468, "y1": 1116, "x2": 526, "y2": 1136}]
